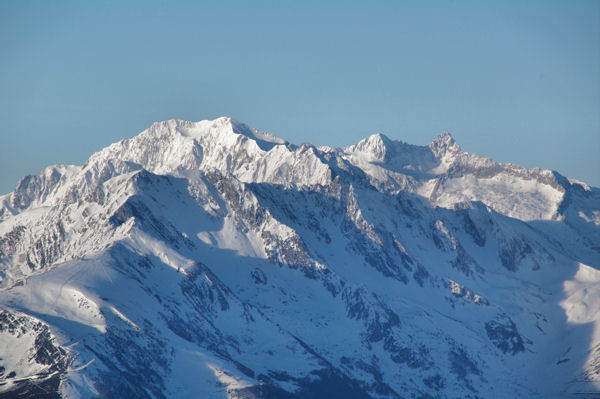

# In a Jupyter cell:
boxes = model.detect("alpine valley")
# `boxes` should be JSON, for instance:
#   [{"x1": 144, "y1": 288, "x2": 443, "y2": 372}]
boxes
[{"x1": 0, "y1": 117, "x2": 599, "y2": 399}]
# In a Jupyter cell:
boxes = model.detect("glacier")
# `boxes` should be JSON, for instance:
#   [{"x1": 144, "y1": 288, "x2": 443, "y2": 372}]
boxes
[{"x1": 0, "y1": 117, "x2": 598, "y2": 398}]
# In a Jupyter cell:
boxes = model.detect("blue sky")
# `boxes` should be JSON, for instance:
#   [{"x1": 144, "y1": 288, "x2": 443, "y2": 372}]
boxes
[{"x1": 1, "y1": 0, "x2": 599, "y2": 193}]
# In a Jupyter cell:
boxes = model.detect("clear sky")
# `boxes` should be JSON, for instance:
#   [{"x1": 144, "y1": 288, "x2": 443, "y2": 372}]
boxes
[{"x1": 1, "y1": 0, "x2": 599, "y2": 194}]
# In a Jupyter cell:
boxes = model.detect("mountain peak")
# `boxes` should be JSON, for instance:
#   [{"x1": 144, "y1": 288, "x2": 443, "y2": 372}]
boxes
[
  {"x1": 429, "y1": 132, "x2": 460, "y2": 157},
  {"x1": 346, "y1": 133, "x2": 392, "y2": 161},
  {"x1": 432, "y1": 132, "x2": 456, "y2": 146},
  {"x1": 143, "y1": 117, "x2": 288, "y2": 153}
]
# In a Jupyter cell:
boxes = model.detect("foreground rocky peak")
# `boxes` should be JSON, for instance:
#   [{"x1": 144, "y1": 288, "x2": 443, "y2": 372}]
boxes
[{"x1": 0, "y1": 117, "x2": 599, "y2": 398}]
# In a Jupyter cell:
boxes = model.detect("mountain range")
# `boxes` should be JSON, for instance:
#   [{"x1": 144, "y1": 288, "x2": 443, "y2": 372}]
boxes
[{"x1": 0, "y1": 117, "x2": 599, "y2": 398}]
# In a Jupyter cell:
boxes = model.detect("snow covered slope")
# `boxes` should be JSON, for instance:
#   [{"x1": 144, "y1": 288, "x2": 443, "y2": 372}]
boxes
[{"x1": 0, "y1": 117, "x2": 599, "y2": 398}]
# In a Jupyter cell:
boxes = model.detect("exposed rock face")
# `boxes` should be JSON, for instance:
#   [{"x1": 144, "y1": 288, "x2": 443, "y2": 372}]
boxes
[
  {"x1": 0, "y1": 117, "x2": 599, "y2": 398},
  {"x1": 0, "y1": 309, "x2": 69, "y2": 398}
]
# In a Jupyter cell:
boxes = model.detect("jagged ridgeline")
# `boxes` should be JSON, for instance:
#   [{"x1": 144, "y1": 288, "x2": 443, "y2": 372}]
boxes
[{"x1": 0, "y1": 117, "x2": 599, "y2": 398}]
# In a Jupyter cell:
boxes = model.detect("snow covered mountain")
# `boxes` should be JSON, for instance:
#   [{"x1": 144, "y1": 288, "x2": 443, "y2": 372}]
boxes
[{"x1": 0, "y1": 117, "x2": 599, "y2": 398}]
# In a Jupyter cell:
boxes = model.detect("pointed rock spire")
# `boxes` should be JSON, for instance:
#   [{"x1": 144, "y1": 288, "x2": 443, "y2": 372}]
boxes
[{"x1": 429, "y1": 132, "x2": 460, "y2": 157}]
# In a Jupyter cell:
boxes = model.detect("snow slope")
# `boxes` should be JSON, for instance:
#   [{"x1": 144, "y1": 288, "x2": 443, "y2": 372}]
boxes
[{"x1": 1, "y1": 117, "x2": 599, "y2": 398}]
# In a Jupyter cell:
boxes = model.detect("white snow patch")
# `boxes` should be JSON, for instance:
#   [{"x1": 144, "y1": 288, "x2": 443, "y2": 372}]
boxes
[
  {"x1": 0, "y1": 324, "x2": 46, "y2": 389},
  {"x1": 108, "y1": 305, "x2": 140, "y2": 331},
  {"x1": 578, "y1": 210, "x2": 600, "y2": 227},
  {"x1": 562, "y1": 263, "x2": 600, "y2": 327},
  {"x1": 561, "y1": 262, "x2": 600, "y2": 391},
  {"x1": 128, "y1": 229, "x2": 195, "y2": 274},
  {"x1": 4, "y1": 284, "x2": 106, "y2": 334},
  {"x1": 207, "y1": 363, "x2": 255, "y2": 394},
  {"x1": 434, "y1": 174, "x2": 564, "y2": 221},
  {"x1": 210, "y1": 217, "x2": 267, "y2": 258}
]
